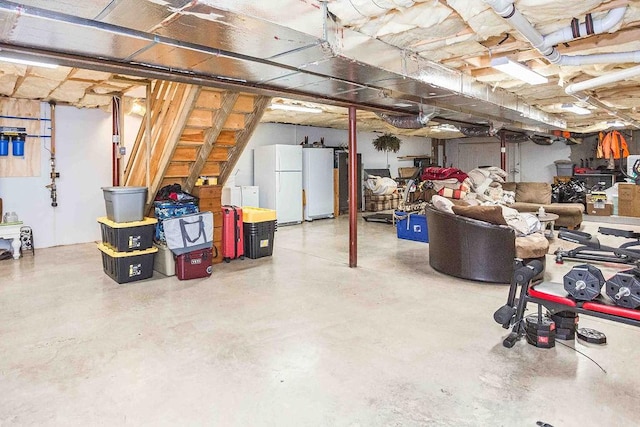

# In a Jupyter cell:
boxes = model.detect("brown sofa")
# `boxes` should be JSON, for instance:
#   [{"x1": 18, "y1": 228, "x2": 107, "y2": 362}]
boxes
[
  {"x1": 502, "y1": 182, "x2": 583, "y2": 229},
  {"x1": 425, "y1": 204, "x2": 548, "y2": 283}
]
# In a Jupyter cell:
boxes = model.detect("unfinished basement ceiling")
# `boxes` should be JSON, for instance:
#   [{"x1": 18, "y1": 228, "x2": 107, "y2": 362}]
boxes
[{"x1": 0, "y1": 1, "x2": 639, "y2": 138}]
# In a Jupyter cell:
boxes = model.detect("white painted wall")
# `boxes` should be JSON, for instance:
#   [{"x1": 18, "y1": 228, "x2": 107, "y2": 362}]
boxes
[
  {"x1": 0, "y1": 104, "x2": 141, "y2": 249},
  {"x1": 228, "y1": 123, "x2": 432, "y2": 186},
  {"x1": 0, "y1": 105, "x2": 581, "y2": 250}
]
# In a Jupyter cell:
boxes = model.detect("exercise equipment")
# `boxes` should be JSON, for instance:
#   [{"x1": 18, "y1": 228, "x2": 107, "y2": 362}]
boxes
[
  {"x1": 563, "y1": 264, "x2": 605, "y2": 301},
  {"x1": 524, "y1": 313, "x2": 556, "y2": 348},
  {"x1": 605, "y1": 269, "x2": 640, "y2": 309},
  {"x1": 550, "y1": 311, "x2": 578, "y2": 341},
  {"x1": 555, "y1": 227, "x2": 640, "y2": 265},
  {"x1": 576, "y1": 328, "x2": 607, "y2": 345},
  {"x1": 494, "y1": 261, "x2": 640, "y2": 349}
]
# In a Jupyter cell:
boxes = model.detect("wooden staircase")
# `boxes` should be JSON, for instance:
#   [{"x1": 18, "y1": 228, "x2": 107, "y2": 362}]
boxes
[{"x1": 123, "y1": 80, "x2": 271, "y2": 210}]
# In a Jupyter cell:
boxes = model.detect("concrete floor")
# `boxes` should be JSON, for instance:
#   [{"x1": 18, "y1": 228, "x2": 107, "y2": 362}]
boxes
[{"x1": 1, "y1": 216, "x2": 639, "y2": 426}]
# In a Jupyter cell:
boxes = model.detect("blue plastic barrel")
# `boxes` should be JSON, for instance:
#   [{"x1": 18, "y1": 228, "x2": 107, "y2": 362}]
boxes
[
  {"x1": 12, "y1": 135, "x2": 25, "y2": 157},
  {"x1": 0, "y1": 136, "x2": 8, "y2": 156}
]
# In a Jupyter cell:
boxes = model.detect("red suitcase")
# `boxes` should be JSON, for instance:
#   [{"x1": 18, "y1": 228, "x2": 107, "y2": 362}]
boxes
[
  {"x1": 175, "y1": 248, "x2": 213, "y2": 280},
  {"x1": 222, "y1": 205, "x2": 244, "y2": 262}
]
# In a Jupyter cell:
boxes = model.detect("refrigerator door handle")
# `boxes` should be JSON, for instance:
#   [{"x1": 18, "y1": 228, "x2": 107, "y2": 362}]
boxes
[{"x1": 276, "y1": 173, "x2": 280, "y2": 193}]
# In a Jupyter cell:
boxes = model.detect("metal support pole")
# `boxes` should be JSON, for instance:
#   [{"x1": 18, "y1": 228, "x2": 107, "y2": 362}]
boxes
[
  {"x1": 348, "y1": 106, "x2": 357, "y2": 268},
  {"x1": 500, "y1": 130, "x2": 507, "y2": 171}
]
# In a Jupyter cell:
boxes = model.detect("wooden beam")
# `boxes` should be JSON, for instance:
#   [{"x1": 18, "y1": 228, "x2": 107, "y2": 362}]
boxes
[
  {"x1": 218, "y1": 95, "x2": 272, "y2": 186},
  {"x1": 184, "y1": 91, "x2": 240, "y2": 191}
]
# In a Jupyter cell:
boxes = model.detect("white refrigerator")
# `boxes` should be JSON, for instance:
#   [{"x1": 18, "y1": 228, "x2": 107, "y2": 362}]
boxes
[
  {"x1": 254, "y1": 144, "x2": 303, "y2": 225},
  {"x1": 302, "y1": 147, "x2": 334, "y2": 221}
]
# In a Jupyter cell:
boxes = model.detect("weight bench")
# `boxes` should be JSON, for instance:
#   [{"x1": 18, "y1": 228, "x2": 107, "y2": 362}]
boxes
[
  {"x1": 555, "y1": 227, "x2": 640, "y2": 265},
  {"x1": 493, "y1": 261, "x2": 640, "y2": 348}
]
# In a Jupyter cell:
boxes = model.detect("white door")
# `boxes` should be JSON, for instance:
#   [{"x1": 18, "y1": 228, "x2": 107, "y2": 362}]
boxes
[
  {"x1": 276, "y1": 171, "x2": 303, "y2": 224},
  {"x1": 457, "y1": 142, "x2": 501, "y2": 171},
  {"x1": 276, "y1": 145, "x2": 302, "y2": 171}
]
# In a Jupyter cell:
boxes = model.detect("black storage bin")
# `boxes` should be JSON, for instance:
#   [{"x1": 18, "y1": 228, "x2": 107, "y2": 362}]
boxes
[
  {"x1": 98, "y1": 243, "x2": 157, "y2": 284},
  {"x1": 98, "y1": 216, "x2": 157, "y2": 252},
  {"x1": 243, "y1": 220, "x2": 277, "y2": 259}
]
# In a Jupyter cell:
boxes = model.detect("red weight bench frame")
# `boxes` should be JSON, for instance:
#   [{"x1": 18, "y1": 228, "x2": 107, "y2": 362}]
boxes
[{"x1": 497, "y1": 262, "x2": 640, "y2": 348}]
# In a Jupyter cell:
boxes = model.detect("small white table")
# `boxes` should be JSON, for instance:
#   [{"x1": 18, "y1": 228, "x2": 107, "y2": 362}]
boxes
[
  {"x1": 0, "y1": 222, "x2": 23, "y2": 259},
  {"x1": 537, "y1": 213, "x2": 559, "y2": 239}
]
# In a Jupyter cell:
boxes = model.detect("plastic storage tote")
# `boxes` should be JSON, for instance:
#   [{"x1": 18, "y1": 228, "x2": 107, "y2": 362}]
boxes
[
  {"x1": 98, "y1": 216, "x2": 157, "y2": 252},
  {"x1": 242, "y1": 207, "x2": 277, "y2": 223},
  {"x1": 102, "y1": 186, "x2": 148, "y2": 223},
  {"x1": 153, "y1": 242, "x2": 176, "y2": 276},
  {"x1": 97, "y1": 243, "x2": 157, "y2": 284},
  {"x1": 395, "y1": 212, "x2": 428, "y2": 243},
  {"x1": 243, "y1": 220, "x2": 277, "y2": 259}
]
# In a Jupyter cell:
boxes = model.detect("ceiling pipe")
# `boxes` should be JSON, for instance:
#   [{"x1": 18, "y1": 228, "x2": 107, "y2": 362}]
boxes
[
  {"x1": 565, "y1": 64, "x2": 640, "y2": 95},
  {"x1": 559, "y1": 51, "x2": 640, "y2": 66},
  {"x1": 542, "y1": 7, "x2": 627, "y2": 49}
]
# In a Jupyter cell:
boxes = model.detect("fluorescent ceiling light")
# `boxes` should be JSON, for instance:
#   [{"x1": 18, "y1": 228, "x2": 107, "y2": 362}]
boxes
[
  {"x1": 490, "y1": 57, "x2": 548, "y2": 85},
  {"x1": 269, "y1": 104, "x2": 322, "y2": 113},
  {"x1": 561, "y1": 103, "x2": 591, "y2": 115},
  {"x1": 394, "y1": 102, "x2": 412, "y2": 107},
  {"x1": 0, "y1": 55, "x2": 58, "y2": 69},
  {"x1": 607, "y1": 120, "x2": 626, "y2": 128}
]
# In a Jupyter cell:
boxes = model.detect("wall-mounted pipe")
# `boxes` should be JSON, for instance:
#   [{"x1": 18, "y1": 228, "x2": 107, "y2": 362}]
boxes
[
  {"x1": 112, "y1": 96, "x2": 121, "y2": 186},
  {"x1": 46, "y1": 101, "x2": 59, "y2": 207}
]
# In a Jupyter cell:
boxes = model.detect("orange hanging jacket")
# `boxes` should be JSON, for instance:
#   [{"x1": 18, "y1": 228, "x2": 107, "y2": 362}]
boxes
[{"x1": 601, "y1": 130, "x2": 629, "y2": 159}]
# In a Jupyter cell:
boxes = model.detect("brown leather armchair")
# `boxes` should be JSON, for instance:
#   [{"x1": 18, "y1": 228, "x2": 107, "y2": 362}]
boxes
[{"x1": 425, "y1": 205, "x2": 546, "y2": 283}]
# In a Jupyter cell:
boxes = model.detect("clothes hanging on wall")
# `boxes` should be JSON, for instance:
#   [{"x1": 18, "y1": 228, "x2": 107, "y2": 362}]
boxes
[{"x1": 597, "y1": 130, "x2": 629, "y2": 160}]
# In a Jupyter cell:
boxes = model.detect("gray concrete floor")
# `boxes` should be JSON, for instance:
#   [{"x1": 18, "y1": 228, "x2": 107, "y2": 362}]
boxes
[{"x1": 1, "y1": 216, "x2": 639, "y2": 426}]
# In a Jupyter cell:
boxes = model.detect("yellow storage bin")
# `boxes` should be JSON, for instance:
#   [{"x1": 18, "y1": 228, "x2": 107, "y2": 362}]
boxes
[
  {"x1": 97, "y1": 216, "x2": 157, "y2": 252},
  {"x1": 97, "y1": 243, "x2": 158, "y2": 284},
  {"x1": 242, "y1": 207, "x2": 276, "y2": 223}
]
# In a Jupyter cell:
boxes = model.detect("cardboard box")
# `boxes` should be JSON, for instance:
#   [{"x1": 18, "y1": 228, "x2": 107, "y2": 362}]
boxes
[
  {"x1": 586, "y1": 202, "x2": 613, "y2": 216},
  {"x1": 618, "y1": 183, "x2": 640, "y2": 217}
]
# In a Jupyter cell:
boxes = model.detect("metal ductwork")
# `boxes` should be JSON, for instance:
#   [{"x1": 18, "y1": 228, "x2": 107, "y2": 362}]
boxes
[
  {"x1": 0, "y1": 0, "x2": 566, "y2": 133},
  {"x1": 375, "y1": 107, "x2": 437, "y2": 129},
  {"x1": 458, "y1": 127, "x2": 492, "y2": 137}
]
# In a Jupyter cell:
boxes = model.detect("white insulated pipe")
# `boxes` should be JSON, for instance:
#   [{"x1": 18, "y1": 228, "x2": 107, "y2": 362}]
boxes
[
  {"x1": 542, "y1": 7, "x2": 627, "y2": 49},
  {"x1": 565, "y1": 64, "x2": 640, "y2": 95},
  {"x1": 559, "y1": 51, "x2": 640, "y2": 66}
]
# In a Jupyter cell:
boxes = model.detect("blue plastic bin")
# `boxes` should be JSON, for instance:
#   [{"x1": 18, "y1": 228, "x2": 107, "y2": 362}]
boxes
[
  {"x1": 0, "y1": 137, "x2": 8, "y2": 156},
  {"x1": 395, "y1": 211, "x2": 428, "y2": 243}
]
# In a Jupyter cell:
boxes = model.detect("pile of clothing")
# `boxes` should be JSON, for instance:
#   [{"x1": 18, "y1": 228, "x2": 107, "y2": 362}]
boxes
[
  {"x1": 424, "y1": 166, "x2": 541, "y2": 237},
  {"x1": 420, "y1": 167, "x2": 470, "y2": 199}
]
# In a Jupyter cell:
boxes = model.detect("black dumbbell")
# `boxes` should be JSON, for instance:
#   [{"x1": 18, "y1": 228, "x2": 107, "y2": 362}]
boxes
[
  {"x1": 605, "y1": 269, "x2": 640, "y2": 309},
  {"x1": 563, "y1": 264, "x2": 605, "y2": 301}
]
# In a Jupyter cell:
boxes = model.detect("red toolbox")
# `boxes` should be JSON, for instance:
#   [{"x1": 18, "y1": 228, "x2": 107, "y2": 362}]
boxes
[
  {"x1": 175, "y1": 248, "x2": 214, "y2": 280},
  {"x1": 222, "y1": 205, "x2": 244, "y2": 262}
]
